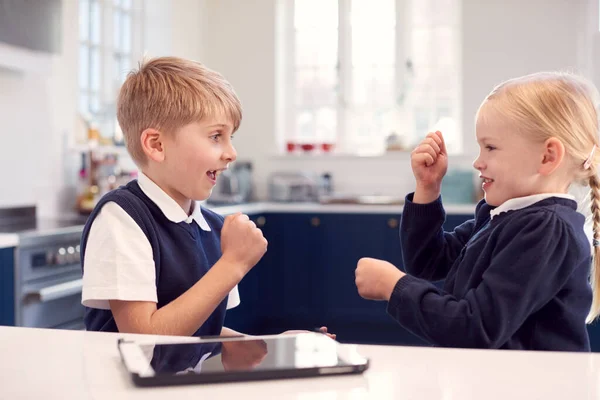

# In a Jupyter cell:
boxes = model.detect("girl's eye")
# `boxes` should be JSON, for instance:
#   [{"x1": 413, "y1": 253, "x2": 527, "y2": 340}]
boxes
[{"x1": 486, "y1": 145, "x2": 496, "y2": 151}]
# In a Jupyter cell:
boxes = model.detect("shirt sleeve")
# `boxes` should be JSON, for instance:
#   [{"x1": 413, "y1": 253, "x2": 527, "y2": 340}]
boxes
[
  {"x1": 389, "y1": 210, "x2": 581, "y2": 348},
  {"x1": 227, "y1": 285, "x2": 240, "y2": 309},
  {"x1": 82, "y1": 201, "x2": 157, "y2": 309},
  {"x1": 400, "y1": 193, "x2": 478, "y2": 281}
]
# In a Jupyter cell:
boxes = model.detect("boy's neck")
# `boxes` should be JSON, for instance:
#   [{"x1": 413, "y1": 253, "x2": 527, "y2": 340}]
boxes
[{"x1": 139, "y1": 170, "x2": 193, "y2": 216}]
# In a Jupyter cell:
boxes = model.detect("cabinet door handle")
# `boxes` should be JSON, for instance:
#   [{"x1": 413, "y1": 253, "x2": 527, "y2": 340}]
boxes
[
  {"x1": 310, "y1": 217, "x2": 321, "y2": 227},
  {"x1": 388, "y1": 218, "x2": 399, "y2": 229},
  {"x1": 256, "y1": 216, "x2": 266, "y2": 227}
]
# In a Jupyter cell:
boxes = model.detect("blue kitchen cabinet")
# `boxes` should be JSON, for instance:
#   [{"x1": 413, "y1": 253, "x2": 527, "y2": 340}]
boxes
[
  {"x1": 225, "y1": 214, "x2": 281, "y2": 334},
  {"x1": 0, "y1": 247, "x2": 15, "y2": 326}
]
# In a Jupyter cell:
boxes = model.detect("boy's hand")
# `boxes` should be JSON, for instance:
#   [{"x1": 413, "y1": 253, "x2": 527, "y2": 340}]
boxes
[
  {"x1": 221, "y1": 213, "x2": 268, "y2": 273},
  {"x1": 411, "y1": 131, "x2": 448, "y2": 203},
  {"x1": 281, "y1": 326, "x2": 336, "y2": 340},
  {"x1": 355, "y1": 257, "x2": 405, "y2": 301},
  {"x1": 221, "y1": 339, "x2": 268, "y2": 371}
]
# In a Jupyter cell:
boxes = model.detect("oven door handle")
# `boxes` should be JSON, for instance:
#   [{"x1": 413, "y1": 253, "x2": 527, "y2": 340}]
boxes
[{"x1": 27, "y1": 279, "x2": 83, "y2": 303}]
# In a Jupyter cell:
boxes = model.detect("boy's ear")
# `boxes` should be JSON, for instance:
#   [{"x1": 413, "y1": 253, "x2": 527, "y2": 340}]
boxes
[
  {"x1": 140, "y1": 128, "x2": 165, "y2": 162},
  {"x1": 539, "y1": 137, "x2": 565, "y2": 175}
]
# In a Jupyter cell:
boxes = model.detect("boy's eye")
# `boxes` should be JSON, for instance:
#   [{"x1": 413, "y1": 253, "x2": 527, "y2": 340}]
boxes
[
  {"x1": 485, "y1": 145, "x2": 496, "y2": 151},
  {"x1": 210, "y1": 133, "x2": 221, "y2": 141}
]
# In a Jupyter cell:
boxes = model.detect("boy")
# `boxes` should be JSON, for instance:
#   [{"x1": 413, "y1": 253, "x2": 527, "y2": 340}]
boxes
[{"x1": 80, "y1": 56, "x2": 267, "y2": 337}]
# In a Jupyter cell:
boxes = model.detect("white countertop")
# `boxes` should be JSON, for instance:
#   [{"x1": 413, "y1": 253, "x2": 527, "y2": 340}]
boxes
[
  {"x1": 0, "y1": 202, "x2": 476, "y2": 248},
  {"x1": 1, "y1": 326, "x2": 598, "y2": 400},
  {"x1": 207, "y1": 201, "x2": 477, "y2": 216},
  {"x1": 0, "y1": 233, "x2": 18, "y2": 248}
]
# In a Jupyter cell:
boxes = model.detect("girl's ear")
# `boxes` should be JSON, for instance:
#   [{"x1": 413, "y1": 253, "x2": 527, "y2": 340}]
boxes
[{"x1": 539, "y1": 137, "x2": 565, "y2": 176}]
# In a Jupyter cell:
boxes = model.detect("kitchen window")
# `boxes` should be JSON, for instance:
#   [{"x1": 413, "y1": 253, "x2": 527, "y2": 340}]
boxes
[
  {"x1": 78, "y1": 0, "x2": 144, "y2": 142},
  {"x1": 277, "y1": 0, "x2": 461, "y2": 156}
]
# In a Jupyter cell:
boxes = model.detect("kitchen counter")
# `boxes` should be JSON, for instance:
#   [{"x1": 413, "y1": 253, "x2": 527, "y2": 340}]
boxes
[
  {"x1": 1, "y1": 326, "x2": 598, "y2": 399},
  {"x1": 0, "y1": 202, "x2": 476, "y2": 248},
  {"x1": 0, "y1": 233, "x2": 18, "y2": 248},
  {"x1": 207, "y1": 201, "x2": 477, "y2": 216}
]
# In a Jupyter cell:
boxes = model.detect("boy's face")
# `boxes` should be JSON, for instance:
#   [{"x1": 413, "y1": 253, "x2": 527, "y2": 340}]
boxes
[
  {"x1": 161, "y1": 117, "x2": 237, "y2": 206},
  {"x1": 472, "y1": 114, "x2": 544, "y2": 207}
]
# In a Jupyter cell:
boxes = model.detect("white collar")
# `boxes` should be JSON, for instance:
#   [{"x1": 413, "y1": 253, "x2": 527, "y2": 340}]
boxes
[
  {"x1": 489, "y1": 193, "x2": 576, "y2": 220},
  {"x1": 137, "y1": 172, "x2": 211, "y2": 231}
]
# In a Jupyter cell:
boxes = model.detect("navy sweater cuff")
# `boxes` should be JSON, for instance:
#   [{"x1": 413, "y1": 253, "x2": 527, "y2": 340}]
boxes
[
  {"x1": 387, "y1": 274, "x2": 422, "y2": 313},
  {"x1": 404, "y1": 193, "x2": 445, "y2": 219}
]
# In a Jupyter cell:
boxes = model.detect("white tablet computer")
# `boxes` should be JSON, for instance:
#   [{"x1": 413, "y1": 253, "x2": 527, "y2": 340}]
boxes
[{"x1": 118, "y1": 332, "x2": 369, "y2": 387}]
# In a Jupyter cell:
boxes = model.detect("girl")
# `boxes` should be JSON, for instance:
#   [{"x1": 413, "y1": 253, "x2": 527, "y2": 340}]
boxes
[{"x1": 355, "y1": 72, "x2": 599, "y2": 351}]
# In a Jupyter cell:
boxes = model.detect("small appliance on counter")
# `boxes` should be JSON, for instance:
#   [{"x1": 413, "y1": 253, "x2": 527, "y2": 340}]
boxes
[
  {"x1": 206, "y1": 161, "x2": 254, "y2": 205},
  {"x1": 268, "y1": 171, "x2": 320, "y2": 202}
]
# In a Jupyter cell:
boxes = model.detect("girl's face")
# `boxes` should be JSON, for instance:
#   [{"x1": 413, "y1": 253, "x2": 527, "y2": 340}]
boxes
[{"x1": 472, "y1": 112, "x2": 547, "y2": 207}]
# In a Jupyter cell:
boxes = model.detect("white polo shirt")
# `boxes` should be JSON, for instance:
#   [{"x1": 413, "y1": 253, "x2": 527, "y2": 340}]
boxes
[{"x1": 81, "y1": 172, "x2": 240, "y2": 310}]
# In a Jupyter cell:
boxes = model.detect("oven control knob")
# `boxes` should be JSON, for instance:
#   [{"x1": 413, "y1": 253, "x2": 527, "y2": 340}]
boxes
[
  {"x1": 46, "y1": 251, "x2": 56, "y2": 265},
  {"x1": 56, "y1": 247, "x2": 67, "y2": 265}
]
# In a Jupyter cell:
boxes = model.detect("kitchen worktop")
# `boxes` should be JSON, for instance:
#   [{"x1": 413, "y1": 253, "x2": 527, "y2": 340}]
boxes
[
  {"x1": 0, "y1": 326, "x2": 598, "y2": 399},
  {"x1": 0, "y1": 201, "x2": 476, "y2": 248}
]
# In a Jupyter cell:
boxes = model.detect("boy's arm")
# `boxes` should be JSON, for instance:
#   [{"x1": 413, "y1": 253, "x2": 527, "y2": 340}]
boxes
[
  {"x1": 110, "y1": 259, "x2": 244, "y2": 336},
  {"x1": 400, "y1": 193, "x2": 478, "y2": 281},
  {"x1": 110, "y1": 213, "x2": 266, "y2": 336}
]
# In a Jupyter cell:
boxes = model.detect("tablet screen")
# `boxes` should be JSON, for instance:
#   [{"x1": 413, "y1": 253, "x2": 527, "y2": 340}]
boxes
[{"x1": 120, "y1": 333, "x2": 368, "y2": 380}]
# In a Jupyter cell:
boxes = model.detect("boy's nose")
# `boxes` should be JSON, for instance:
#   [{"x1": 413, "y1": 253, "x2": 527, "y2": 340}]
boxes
[{"x1": 223, "y1": 144, "x2": 237, "y2": 162}]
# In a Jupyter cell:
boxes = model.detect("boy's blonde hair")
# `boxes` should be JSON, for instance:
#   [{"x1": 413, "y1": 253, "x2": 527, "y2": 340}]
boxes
[
  {"x1": 477, "y1": 72, "x2": 600, "y2": 323},
  {"x1": 117, "y1": 56, "x2": 242, "y2": 166}
]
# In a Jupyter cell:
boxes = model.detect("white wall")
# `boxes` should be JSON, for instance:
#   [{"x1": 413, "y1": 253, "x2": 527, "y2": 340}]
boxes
[
  {"x1": 144, "y1": 0, "x2": 208, "y2": 61},
  {"x1": 461, "y1": 0, "x2": 590, "y2": 154},
  {"x1": 200, "y1": 0, "x2": 597, "y2": 200},
  {"x1": 0, "y1": 1, "x2": 78, "y2": 216}
]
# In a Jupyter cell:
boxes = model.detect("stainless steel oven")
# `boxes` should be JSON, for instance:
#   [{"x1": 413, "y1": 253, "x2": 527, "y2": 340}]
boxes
[{"x1": 1, "y1": 207, "x2": 87, "y2": 330}]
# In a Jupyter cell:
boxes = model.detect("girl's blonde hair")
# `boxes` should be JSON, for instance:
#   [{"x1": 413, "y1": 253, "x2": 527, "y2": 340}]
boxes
[{"x1": 477, "y1": 72, "x2": 600, "y2": 323}]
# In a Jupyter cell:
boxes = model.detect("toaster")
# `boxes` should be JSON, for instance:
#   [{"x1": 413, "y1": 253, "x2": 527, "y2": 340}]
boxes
[{"x1": 268, "y1": 172, "x2": 319, "y2": 202}]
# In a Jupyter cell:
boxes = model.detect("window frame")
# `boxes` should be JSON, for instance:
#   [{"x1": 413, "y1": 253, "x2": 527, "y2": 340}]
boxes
[{"x1": 279, "y1": 0, "x2": 462, "y2": 156}]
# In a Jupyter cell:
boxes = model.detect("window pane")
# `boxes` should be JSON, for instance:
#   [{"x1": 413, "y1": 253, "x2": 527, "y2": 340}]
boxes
[
  {"x1": 412, "y1": 0, "x2": 432, "y2": 28},
  {"x1": 432, "y1": 26, "x2": 455, "y2": 69},
  {"x1": 90, "y1": 95, "x2": 101, "y2": 114},
  {"x1": 296, "y1": 30, "x2": 337, "y2": 67},
  {"x1": 351, "y1": 0, "x2": 394, "y2": 67},
  {"x1": 351, "y1": 0, "x2": 395, "y2": 28},
  {"x1": 90, "y1": 47, "x2": 101, "y2": 91},
  {"x1": 90, "y1": 0, "x2": 102, "y2": 45},
  {"x1": 411, "y1": 28, "x2": 430, "y2": 69},
  {"x1": 122, "y1": 13, "x2": 132, "y2": 53},
  {"x1": 79, "y1": 0, "x2": 90, "y2": 42},
  {"x1": 351, "y1": 66, "x2": 394, "y2": 106},
  {"x1": 296, "y1": 67, "x2": 337, "y2": 106},
  {"x1": 113, "y1": 0, "x2": 122, "y2": 7},
  {"x1": 315, "y1": 107, "x2": 337, "y2": 142},
  {"x1": 113, "y1": 10, "x2": 121, "y2": 50},
  {"x1": 79, "y1": 45, "x2": 89, "y2": 89},
  {"x1": 121, "y1": 0, "x2": 132, "y2": 10},
  {"x1": 294, "y1": 0, "x2": 338, "y2": 30},
  {"x1": 296, "y1": 109, "x2": 316, "y2": 141},
  {"x1": 115, "y1": 55, "x2": 131, "y2": 83},
  {"x1": 79, "y1": 92, "x2": 89, "y2": 114}
]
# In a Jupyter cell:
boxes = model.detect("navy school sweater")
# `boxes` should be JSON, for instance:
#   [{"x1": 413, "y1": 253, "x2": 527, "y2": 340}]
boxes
[{"x1": 388, "y1": 194, "x2": 593, "y2": 351}]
